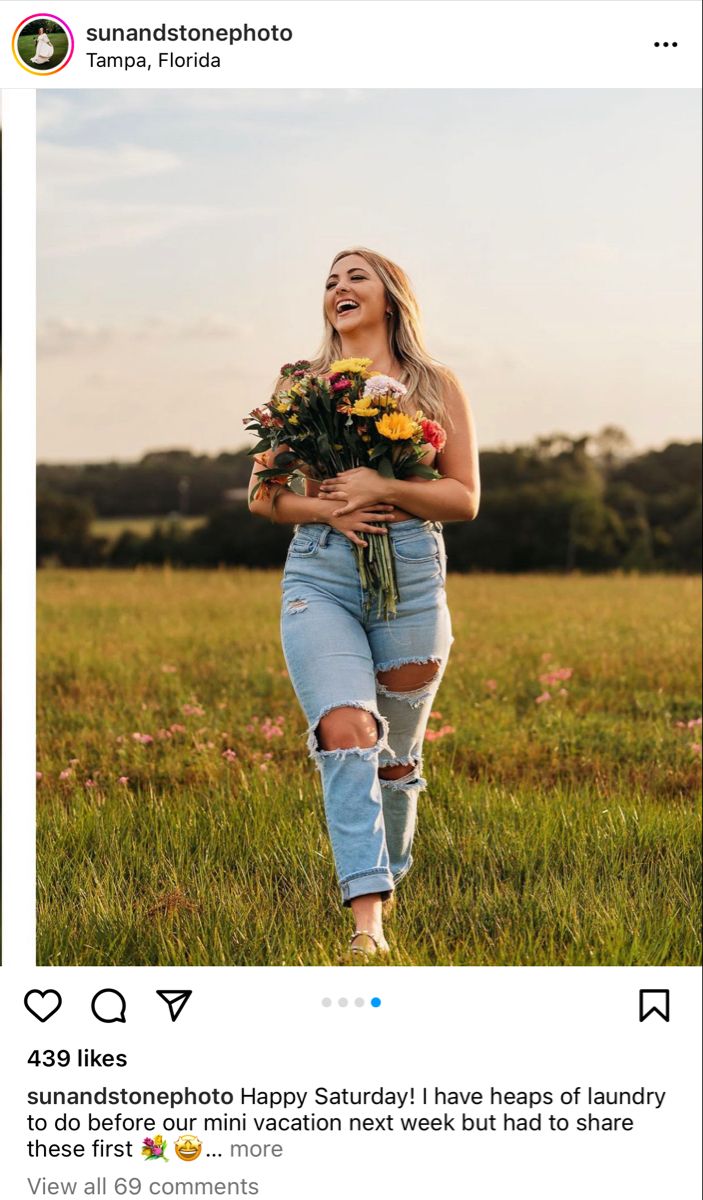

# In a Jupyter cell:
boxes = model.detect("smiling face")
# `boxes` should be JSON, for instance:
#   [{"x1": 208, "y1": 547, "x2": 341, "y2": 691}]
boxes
[
  {"x1": 324, "y1": 254, "x2": 389, "y2": 337},
  {"x1": 175, "y1": 1135, "x2": 202, "y2": 1162}
]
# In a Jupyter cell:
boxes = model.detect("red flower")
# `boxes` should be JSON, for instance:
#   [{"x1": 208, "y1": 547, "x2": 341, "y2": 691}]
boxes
[
  {"x1": 421, "y1": 418, "x2": 447, "y2": 452},
  {"x1": 332, "y1": 378, "x2": 352, "y2": 392}
]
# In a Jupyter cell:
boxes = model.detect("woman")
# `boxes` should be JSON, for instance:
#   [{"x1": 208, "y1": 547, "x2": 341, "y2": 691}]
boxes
[
  {"x1": 248, "y1": 247, "x2": 480, "y2": 957},
  {"x1": 30, "y1": 27, "x2": 54, "y2": 66}
]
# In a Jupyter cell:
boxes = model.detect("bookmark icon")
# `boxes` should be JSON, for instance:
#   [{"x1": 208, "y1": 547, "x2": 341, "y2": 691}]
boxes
[{"x1": 157, "y1": 989, "x2": 192, "y2": 1022}]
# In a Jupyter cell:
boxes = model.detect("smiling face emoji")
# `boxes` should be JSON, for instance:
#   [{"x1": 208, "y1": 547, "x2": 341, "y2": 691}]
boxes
[{"x1": 175, "y1": 1134, "x2": 202, "y2": 1162}]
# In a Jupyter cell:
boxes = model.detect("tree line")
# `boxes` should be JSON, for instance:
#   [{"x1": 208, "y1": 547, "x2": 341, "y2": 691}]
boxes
[{"x1": 37, "y1": 430, "x2": 702, "y2": 572}]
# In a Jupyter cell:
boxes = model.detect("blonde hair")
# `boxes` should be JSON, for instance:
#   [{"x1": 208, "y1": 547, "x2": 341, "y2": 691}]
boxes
[{"x1": 274, "y1": 246, "x2": 453, "y2": 425}]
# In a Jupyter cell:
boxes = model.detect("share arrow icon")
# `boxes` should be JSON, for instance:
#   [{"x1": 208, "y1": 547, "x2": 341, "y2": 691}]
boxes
[{"x1": 156, "y1": 990, "x2": 193, "y2": 1022}]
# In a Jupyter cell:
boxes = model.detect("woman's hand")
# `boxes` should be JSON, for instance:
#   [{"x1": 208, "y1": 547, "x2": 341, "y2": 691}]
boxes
[
  {"x1": 316, "y1": 496, "x2": 396, "y2": 548},
  {"x1": 318, "y1": 467, "x2": 390, "y2": 514}
]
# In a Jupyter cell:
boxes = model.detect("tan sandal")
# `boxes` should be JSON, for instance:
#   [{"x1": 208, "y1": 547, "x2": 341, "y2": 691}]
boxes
[{"x1": 349, "y1": 930, "x2": 388, "y2": 959}]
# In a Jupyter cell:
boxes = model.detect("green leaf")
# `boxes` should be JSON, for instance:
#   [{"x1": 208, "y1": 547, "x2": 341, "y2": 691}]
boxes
[{"x1": 376, "y1": 457, "x2": 395, "y2": 478}]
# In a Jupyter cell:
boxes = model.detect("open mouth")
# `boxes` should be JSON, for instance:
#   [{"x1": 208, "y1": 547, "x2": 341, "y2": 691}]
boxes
[{"x1": 336, "y1": 300, "x2": 359, "y2": 315}]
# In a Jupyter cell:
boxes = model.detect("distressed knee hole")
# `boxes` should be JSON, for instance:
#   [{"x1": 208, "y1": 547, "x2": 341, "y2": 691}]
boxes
[
  {"x1": 315, "y1": 705, "x2": 380, "y2": 752},
  {"x1": 286, "y1": 598, "x2": 308, "y2": 614},
  {"x1": 379, "y1": 763, "x2": 417, "y2": 782},
  {"x1": 376, "y1": 660, "x2": 440, "y2": 692}
]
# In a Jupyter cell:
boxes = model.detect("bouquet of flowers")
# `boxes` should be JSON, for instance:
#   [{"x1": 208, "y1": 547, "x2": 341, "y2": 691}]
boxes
[
  {"x1": 142, "y1": 1135, "x2": 168, "y2": 1161},
  {"x1": 243, "y1": 357, "x2": 446, "y2": 619}
]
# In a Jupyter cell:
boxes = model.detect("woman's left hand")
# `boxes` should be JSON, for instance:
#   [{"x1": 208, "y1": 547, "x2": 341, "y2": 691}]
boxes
[{"x1": 318, "y1": 467, "x2": 390, "y2": 514}]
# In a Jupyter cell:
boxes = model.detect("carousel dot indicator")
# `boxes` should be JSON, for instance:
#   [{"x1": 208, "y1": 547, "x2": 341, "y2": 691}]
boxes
[
  {"x1": 321, "y1": 997, "x2": 332, "y2": 1007},
  {"x1": 354, "y1": 997, "x2": 365, "y2": 1007},
  {"x1": 338, "y1": 997, "x2": 348, "y2": 1008},
  {"x1": 370, "y1": 997, "x2": 382, "y2": 1008}
]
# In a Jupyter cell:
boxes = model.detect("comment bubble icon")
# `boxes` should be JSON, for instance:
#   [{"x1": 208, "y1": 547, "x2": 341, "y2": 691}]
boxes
[{"x1": 91, "y1": 988, "x2": 127, "y2": 1023}]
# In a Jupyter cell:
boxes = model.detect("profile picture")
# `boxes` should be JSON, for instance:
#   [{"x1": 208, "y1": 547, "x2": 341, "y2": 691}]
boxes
[{"x1": 13, "y1": 14, "x2": 74, "y2": 75}]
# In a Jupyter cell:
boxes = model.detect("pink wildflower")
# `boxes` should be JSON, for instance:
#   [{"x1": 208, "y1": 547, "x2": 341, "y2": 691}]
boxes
[
  {"x1": 222, "y1": 749, "x2": 238, "y2": 762},
  {"x1": 182, "y1": 703, "x2": 205, "y2": 717},
  {"x1": 691, "y1": 743, "x2": 702, "y2": 755},
  {"x1": 170, "y1": 723, "x2": 186, "y2": 734},
  {"x1": 688, "y1": 717, "x2": 702, "y2": 728},
  {"x1": 85, "y1": 779, "x2": 97, "y2": 788},
  {"x1": 59, "y1": 769, "x2": 72, "y2": 781},
  {"x1": 438, "y1": 725, "x2": 455, "y2": 735},
  {"x1": 132, "y1": 732, "x2": 154, "y2": 745},
  {"x1": 430, "y1": 710, "x2": 443, "y2": 719},
  {"x1": 118, "y1": 776, "x2": 129, "y2": 784},
  {"x1": 484, "y1": 679, "x2": 497, "y2": 692},
  {"x1": 36, "y1": 771, "x2": 43, "y2": 782},
  {"x1": 156, "y1": 728, "x2": 172, "y2": 740},
  {"x1": 536, "y1": 692, "x2": 551, "y2": 704}
]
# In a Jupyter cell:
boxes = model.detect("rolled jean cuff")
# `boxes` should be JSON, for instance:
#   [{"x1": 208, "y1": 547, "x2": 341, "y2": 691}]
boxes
[{"x1": 340, "y1": 867, "x2": 394, "y2": 906}]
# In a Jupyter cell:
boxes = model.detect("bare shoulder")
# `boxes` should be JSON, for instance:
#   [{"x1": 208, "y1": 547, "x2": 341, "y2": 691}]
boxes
[{"x1": 434, "y1": 365, "x2": 479, "y2": 485}]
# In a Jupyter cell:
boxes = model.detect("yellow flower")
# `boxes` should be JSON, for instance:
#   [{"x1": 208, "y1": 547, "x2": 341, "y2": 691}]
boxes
[
  {"x1": 154, "y1": 1136, "x2": 164, "y2": 1145},
  {"x1": 288, "y1": 415, "x2": 300, "y2": 425},
  {"x1": 375, "y1": 412, "x2": 421, "y2": 441},
  {"x1": 351, "y1": 398, "x2": 380, "y2": 417},
  {"x1": 329, "y1": 357, "x2": 372, "y2": 376},
  {"x1": 288, "y1": 382, "x2": 306, "y2": 398},
  {"x1": 272, "y1": 398, "x2": 292, "y2": 413}
]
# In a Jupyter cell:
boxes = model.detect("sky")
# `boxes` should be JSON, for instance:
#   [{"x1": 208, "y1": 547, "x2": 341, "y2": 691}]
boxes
[{"x1": 37, "y1": 89, "x2": 701, "y2": 462}]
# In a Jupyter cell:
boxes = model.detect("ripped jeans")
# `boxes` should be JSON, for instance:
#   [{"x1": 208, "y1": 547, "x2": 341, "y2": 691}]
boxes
[{"x1": 280, "y1": 518, "x2": 453, "y2": 904}]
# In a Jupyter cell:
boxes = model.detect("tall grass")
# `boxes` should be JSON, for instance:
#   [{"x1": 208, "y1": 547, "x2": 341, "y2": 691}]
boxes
[{"x1": 36, "y1": 570, "x2": 701, "y2": 966}]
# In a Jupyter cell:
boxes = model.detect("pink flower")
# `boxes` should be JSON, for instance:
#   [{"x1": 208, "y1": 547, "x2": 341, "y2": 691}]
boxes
[
  {"x1": 688, "y1": 717, "x2": 702, "y2": 728},
  {"x1": 132, "y1": 732, "x2": 154, "y2": 745},
  {"x1": 541, "y1": 652, "x2": 552, "y2": 662},
  {"x1": 430, "y1": 710, "x2": 443, "y2": 719},
  {"x1": 222, "y1": 749, "x2": 238, "y2": 762},
  {"x1": 259, "y1": 762, "x2": 269, "y2": 771},
  {"x1": 558, "y1": 688, "x2": 568, "y2": 697},
  {"x1": 536, "y1": 691, "x2": 551, "y2": 704},
  {"x1": 36, "y1": 771, "x2": 43, "y2": 782},
  {"x1": 182, "y1": 703, "x2": 205, "y2": 717},
  {"x1": 539, "y1": 667, "x2": 573, "y2": 686},
  {"x1": 59, "y1": 769, "x2": 72, "y2": 781},
  {"x1": 69, "y1": 758, "x2": 79, "y2": 765},
  {"x1": 691, "y1": 743, "x2": 702, "y2": 755},
  {"x1": 420, "y1": 418, "x2": 447, "y2": 452},
  {"x1": 156, "y1": 728, "x2": 172, "y2": 740},
  {"x1": 170, "y1": 723, "x2": 186, "y2": 734},
  {"x1": 85, "y1": 779, "x2": 97, "y2": 788},
  {"x1": 118, "y1": 776, "x2": 129, "y2": 784},
  {"x1": 484, "y1": 679, "x2": 497, "y2": 692},
  {"x1": 332, "y1": 377, "x2": 352, "y2": 392},
  {"x1": 115, "y1": 735, "x2": 126, "y2": 744}
]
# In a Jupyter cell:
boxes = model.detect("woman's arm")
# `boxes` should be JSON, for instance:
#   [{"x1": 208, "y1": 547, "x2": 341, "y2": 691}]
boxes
[
  {"x1": 247, "y1": 448, "x2": 397, "y2": 546},
  {"x1": 320, "y1": 371, "x2": 481, "y2": 523}
]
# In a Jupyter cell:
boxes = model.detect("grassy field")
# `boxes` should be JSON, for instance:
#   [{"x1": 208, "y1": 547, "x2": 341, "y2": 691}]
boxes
[
  {"x1": 92, "y1": 516, "x2": 206, "y2": 543},
  {"x1": 36, "y1": 570, "x2": 701, "y2": 966},
  {"x1": 17, "y1": 32, "x2": 69, "y2": 69}
]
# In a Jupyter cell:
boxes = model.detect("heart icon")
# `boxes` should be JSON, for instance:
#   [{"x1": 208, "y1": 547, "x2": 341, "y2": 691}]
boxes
[{"x1": 24, "y1": 989, "x2": 62, "y2": 1022}]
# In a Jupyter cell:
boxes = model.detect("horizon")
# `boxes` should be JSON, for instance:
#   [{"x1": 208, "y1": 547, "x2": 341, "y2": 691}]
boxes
[{"x1": 37, "y1": 429, "x2": 702, "y2": 468}]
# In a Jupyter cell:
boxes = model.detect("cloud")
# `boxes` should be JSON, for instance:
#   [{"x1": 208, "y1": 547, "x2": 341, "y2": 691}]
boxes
[
  {"x1": 38, "y1": 315, "x2": 250, "y2": 356},
  {"x1": 37, "y1": 141, "x2": 181, "y2": 190}
]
